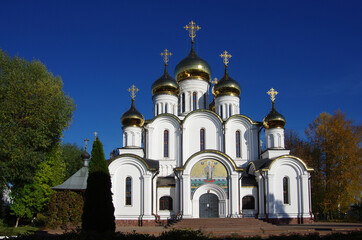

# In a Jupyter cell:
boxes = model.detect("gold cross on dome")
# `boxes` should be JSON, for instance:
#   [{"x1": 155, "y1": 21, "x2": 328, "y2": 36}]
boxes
[
  {"x1": 161, "y1": 49, "x2": 172, "y2": 65},
  {"x1": 84, "y1": 138, "x2": 89, "y2": 151},
  {"x1": 212, "y1": 77, "x2": 218, "y2": 85},
  {"x1": 128, "y1": 84, "x2": 139, "y2": 100},
  {"x1": 184, "y1": 20, "x2": 201, "y2": 42},
  {"x1": 267, "y1": 88, "x2": 279, "y2": 102},
  {"x1": 220, "y1": 51, "x2": 232, "y2": 66}
]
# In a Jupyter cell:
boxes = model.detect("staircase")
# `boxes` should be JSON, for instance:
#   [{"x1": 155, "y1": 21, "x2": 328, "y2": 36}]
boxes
[{"x1": 169, "y1": 218, "x2": 281, "y2": 237}]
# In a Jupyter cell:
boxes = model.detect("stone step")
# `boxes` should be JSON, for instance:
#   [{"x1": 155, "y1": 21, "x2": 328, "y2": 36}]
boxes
[{"x1": 171, "y1": 218, "x2": 277, "y2": 230}]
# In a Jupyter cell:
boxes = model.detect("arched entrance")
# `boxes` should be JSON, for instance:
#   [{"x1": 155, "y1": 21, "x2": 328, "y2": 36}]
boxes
[{"x1": 199, "y1": 193, "x2": 219, "y2": 218}]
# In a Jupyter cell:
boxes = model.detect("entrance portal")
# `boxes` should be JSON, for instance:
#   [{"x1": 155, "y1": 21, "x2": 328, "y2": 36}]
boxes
[{"x1": 199, "y1": 193, "x2": 219, "y2": 218}]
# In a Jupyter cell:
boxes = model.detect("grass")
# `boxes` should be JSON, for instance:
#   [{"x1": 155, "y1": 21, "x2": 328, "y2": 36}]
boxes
[{"x1": 0, "y1": 220, "x2": 38, "y2": 236}]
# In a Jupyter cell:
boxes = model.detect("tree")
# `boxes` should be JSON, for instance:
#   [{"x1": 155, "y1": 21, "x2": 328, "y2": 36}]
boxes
[
  {"x1": 10, "y1": 144, "x2": 66, "y2": 227},
  {"x1": 305, "y1": 110, "x2": 362, "y2": 218},
  {"x1": 0, "y1": 50, "x2": 75, "y2": 188},
  {"x1": 82, "y1": 137, "x2": 115, "y2": 235},
  {"x1": 61, "y1": 143, "x2": 84, "y2": 179}
]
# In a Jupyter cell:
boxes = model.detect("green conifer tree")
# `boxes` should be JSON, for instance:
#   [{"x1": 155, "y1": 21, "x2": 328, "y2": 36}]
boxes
[{"x1": 82, "y1": 137, "x2": 115, "y2": 236}]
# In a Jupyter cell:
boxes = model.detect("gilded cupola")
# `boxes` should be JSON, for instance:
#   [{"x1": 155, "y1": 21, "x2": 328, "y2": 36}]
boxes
[
  {"x1": 213, "y1": 51, "x2": 241, "y2": 97},
  {"x1": 263, "y1": 88, "x2": 286, "y2": 129},
  {"x1": 152, "y1": 49, "x2": 179, "y2": 96},
  {"x1": 121, "y1": 85, "x2": 145, "y2": 127},
  {"x1": 174, "y1": 21, "x2": 211, "y2": 83}
]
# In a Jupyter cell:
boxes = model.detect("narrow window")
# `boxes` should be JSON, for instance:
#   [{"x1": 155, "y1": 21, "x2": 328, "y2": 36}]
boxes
[
  {"x1": 229, "y1": 105, "x2": 232, "y2": 117},
  {"x1": 182, "y1": 93, "x2": 185, "y2": 113},
  {"x1": 125, "y1": 177, "x2": 132, "y2": 205},
  {"x1": 283, "y1": 177, "x2": 289, "y2": 204},
  {"x1": 193, "y1": 92, "x2": 197, "y2": 110},
  {"x1": 242, "y1": 196, "x2": 255, "y2": 210},
  {"x1": 159, "y1": 196, "x2": 173, "y2": 210},
  {"x1": 200, "y1": 129, "x2": 205, "y2": 151},
  {"x1": 236, "y1": 131, "x2": 241, "y2": 158},
  {"x1": 164, "y1": 130, "x2": 169, "y2": 158},
  {"x1": 156, "y1": 104, "x2": 159, "y2": 115},
  {"x1": 165, "y1": 104, "x2": 168, "y2": 114},
  {"x1": 220, "y1": 106, "x2": 223, "y2": 118},
  {"x1": 124, "y1": 132, "x2": 128, "y2": 147}
]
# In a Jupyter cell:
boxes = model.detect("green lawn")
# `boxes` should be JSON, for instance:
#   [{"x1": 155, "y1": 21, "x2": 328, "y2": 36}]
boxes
[{"x1": 0, "y1": 222, "x2": 38, "y2": 236}]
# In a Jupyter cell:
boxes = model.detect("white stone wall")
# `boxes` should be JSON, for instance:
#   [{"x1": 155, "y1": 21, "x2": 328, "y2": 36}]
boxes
[
  {"x1": 122, "y1": 126, "x2": 142, "y2": 148},
  {"x1": 215, "y1": 95, "x2": 240, "y2": 120},
  {"x1": 178, "y1": 79, "x2": 209, "y2": 116},
  {"x1": 182, "y1": 112, "x2": 223, "y2": 162},
  {"x1": 153, "y1": 94, "x2": 178, "y2": 116}
]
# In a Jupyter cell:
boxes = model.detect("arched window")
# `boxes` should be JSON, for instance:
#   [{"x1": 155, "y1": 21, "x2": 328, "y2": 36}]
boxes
[
  {"x1": 165, "y1": 104, "x2": 168, "y2": 113},
  {"x1": 159, "y1": 196, "x2": 173, "y2": 210},
  {"x1": 124, "y1": 132, "x2": 128, "y2": 146},
  {"x1": 125, "y1": 177, "x2": 132, "y2": 205},
  {"x1": 283, "y1": 177, "x2": 289, "y2": 204},
  {"x1": 200, "y1": 129, "x2": 205, "y2": 151},
  {"x1": 220, "y1": 106, "x2": 223, "y2": 118},
  {"x1": 229, "y1": 105, "x2": 232, "y2": 117},
  {"x1": 236, "y1": 131, "x2": 241, "y2": 158},
  {"x1": 182, "y1": 93, "x2": 185, "y2": 113},
  {"x1": 193, "y1": 92, "x2": 197, "y2": 110},
  {"x1": 156, "y1": 104, "x2": 159, "y2": 115},
  {"x1": 242, "y1": 196, "x2": 255, "y2": 210},
  {"x1": 164, "y1": 130, "x2": 169, "y2": 158}
]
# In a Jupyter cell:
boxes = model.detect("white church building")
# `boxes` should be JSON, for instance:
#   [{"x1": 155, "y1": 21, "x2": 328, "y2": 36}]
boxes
[{"x1": 108, "y1": 21, "x2": 313, "y2": 226}]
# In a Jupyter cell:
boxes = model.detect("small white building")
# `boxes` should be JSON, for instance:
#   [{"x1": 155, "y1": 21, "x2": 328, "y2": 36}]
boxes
[{"x1": 109, "y1": 22, "x2": 313, "y2": 226}]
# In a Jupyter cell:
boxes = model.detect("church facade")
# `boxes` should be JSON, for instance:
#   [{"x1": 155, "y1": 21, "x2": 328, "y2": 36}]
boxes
[{"x1": 109, "y1": 21, "x2": 313, "y2": 225}]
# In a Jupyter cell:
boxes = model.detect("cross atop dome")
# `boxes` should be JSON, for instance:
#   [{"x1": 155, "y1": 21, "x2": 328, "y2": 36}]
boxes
[
  {"x1": 267, "y1": 88, "x2": 279, "y2": 102},
  {"x1": 84, "y1": 138, "x2": 89, "y2": 151},
  {"x1": 220, "y1": 51, "x2": 232, "y2": 66},
  {"x1": 161, "y1": 49, "x2": 172, "y2": 65},
  {"x1": 184, "y1": 20, "x2": 201, "y2": 43},
  {"x1": 212, "y1": 77, "x2": 218, "y2": 85},
  {"x1": 128, "y1": 84, "x2": 139, "y2": 100}
]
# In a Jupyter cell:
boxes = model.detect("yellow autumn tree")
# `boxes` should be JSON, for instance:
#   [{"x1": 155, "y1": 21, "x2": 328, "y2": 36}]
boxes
[{"x1": 306, "y1": 110, "x2": 362, "y2": 218}]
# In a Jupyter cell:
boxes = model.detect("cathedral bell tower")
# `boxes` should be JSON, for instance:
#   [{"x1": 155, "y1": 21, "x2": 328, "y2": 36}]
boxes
[{"x1": 175, "y1": 21, "x2": 211, "y2": 116}]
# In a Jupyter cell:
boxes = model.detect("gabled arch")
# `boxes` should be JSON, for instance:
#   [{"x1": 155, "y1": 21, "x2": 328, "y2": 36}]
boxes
[{"x1": 109, "y1": 154, "x2": 157, "y2": 176}]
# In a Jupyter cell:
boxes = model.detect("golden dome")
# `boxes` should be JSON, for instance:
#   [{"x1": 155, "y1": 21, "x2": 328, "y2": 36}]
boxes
[
  {"x1": 152, "y1": 65, "x2": 179, "y2": 96},
  {"x1": 121, "y1": 99, "x2": 145, "y2": 127},
  {"x1": 214, "y1": 67, "x2": 241, "y2": 97},
  {"x1": 174, "y1": 44, "x2": 211, "y2": 83},
  {"x1": 263, "y1": 102, "x2": 286, "y2": 129}
]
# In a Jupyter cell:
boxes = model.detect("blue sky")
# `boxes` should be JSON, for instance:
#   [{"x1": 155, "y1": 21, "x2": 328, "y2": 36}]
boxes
[{"x1": 1, "y1": 1, "x2": 361, "y2": 156}]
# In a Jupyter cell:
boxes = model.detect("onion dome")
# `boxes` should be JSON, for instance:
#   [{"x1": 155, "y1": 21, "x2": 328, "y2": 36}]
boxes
[
  {"x1": 81, "y1": 151, "x2": 90, "y2": 160},
  {"x1": 214, "y1": 66, "x2": 241, "y2": 97},
  {"x1": 214, "y1": 51, "x2": 241, "y2": 97},
  {"x1": 174, "y1": 43, "x2": 211, "y2": 83},
  {"x1": 263, "y1": 88, "x2": 286, "y2": 129},
  {"x1": 152, "y1": 49, "x2": 180, "y2": 96},
  {"x1": 121, "y1": 99, "x2": 145, "y2": 127}
]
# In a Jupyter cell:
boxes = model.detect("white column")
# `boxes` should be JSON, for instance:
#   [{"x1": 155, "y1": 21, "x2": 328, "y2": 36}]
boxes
[
  {"x1": 230, "y1": 173, "x2": 239, "y2": 217},
  {"x1": 143, "y1": 174, "x2": 152, "y2": 217},
  {"x1": 182, "y1": 174, "x2": 192, "y2": 218}
]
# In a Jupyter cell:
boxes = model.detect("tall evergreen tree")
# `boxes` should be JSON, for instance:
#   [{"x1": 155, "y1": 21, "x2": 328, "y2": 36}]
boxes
[{"x1": 82, "y1": 137, "x2": 115, "y2": 236}]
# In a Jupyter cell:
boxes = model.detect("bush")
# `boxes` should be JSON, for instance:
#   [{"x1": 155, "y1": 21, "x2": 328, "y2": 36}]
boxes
[{"x1": 48, "y1": 191, "x2": 83, "y2": 230}]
